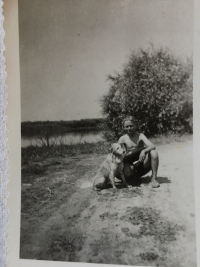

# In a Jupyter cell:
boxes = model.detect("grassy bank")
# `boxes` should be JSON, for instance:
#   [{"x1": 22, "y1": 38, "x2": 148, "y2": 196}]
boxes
[
  {"x1": 22, "y1": 134, "x2": 192, "y2": 163},
  {"x1": 21, "y1": 134, "x2": 192, "y2": 185},
  {"x1": 22, "y1": 141, "x2": 110, "y2": 163}
]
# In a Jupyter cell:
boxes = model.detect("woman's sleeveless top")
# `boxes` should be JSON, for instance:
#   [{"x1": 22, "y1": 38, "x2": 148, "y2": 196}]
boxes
[{"x1": 121, "y1": 132, "x2": 145, "y2": 151}]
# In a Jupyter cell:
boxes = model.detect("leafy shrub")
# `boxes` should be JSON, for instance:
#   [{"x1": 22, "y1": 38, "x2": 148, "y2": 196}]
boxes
[{"x1": 101, "y1": 46, "x2": 193, "y2": 139}]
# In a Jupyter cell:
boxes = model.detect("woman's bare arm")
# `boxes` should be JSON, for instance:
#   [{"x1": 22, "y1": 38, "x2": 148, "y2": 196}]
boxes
[{"x1": 139, "y1": 133, "x2": 156, "y2": 154}]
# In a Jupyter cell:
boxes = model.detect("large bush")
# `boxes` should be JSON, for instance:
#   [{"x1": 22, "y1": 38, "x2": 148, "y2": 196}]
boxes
[{"x1": 101, "y1": 47, "x2": 193, "y2": 140}]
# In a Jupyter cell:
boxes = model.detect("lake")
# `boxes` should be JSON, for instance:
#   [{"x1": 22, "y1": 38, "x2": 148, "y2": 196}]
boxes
[{"x1": 21, "y1": 130, "x2": 104, "y2": 147}]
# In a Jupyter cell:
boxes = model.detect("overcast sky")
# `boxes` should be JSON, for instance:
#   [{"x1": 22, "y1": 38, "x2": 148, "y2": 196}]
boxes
[{"x1": 19, "y1": 0, "x2": 193, "y2": 122}]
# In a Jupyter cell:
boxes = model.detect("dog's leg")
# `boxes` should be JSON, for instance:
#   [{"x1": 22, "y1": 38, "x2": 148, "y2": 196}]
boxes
[
  {"x1": 109, "y1": 172, "x2": 117, "y2": 189},
  {"x1": 119, "y1": 172, "x2": 132, "y2": 188},
  {"x1": 93, "y1": 176, "x2": 107, "y2": 191}
]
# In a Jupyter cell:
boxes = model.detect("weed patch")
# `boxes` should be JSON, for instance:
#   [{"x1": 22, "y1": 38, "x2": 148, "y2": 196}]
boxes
[
  {"x1": 22, "y1": 141, "x2": 110, "y2": 162},
  {"x1": 121, "y1": 207, "x2": 185, "y2": 243},
  {"x1": 139, "y1": 252, "x2": 159, "y2": 261}
]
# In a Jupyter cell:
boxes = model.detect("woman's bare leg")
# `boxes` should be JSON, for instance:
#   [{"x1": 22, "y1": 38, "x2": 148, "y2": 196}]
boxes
[
  {"x1": 143, "y1": 150, "x2": 160, "y2": 188},
  {"x1": 122, "y1": 151, "x2": 160, "y2": 187},
  {"x1": 121, "y1": 163, "x2": 142, "y2": 186},
  {"x1": 123, "y1": 163, "x2": 134, "y2": 178}
]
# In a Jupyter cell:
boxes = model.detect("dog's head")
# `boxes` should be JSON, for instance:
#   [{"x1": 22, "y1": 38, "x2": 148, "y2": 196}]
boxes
[{"x1": 110, "y1": 143, "x2": 127, "y2": 157}]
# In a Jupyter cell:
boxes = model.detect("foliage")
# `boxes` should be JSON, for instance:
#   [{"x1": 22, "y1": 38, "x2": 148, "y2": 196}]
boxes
[{"x1": 101, "y1": 46, "x2": 193, "y2": 140}]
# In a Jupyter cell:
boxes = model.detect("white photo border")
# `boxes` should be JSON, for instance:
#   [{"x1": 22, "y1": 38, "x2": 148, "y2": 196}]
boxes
[{"x1": 4, "y1": 0, "x2": 200, "y2": 266}]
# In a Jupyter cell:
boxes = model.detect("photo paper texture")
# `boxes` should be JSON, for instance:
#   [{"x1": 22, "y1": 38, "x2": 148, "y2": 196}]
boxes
[{"x1": 8, "y1": 0, "x2": 198, "y2": 266}]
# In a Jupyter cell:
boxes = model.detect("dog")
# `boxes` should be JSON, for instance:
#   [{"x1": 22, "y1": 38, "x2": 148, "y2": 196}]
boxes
[{"x1": 93, "y1": 143, "x2": 132, "y2": 191}]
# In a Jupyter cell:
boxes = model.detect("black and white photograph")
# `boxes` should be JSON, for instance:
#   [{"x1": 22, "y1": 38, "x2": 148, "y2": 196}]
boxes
[{"x1": 19, "y1": 0, "x2": 196, "y2": 266}]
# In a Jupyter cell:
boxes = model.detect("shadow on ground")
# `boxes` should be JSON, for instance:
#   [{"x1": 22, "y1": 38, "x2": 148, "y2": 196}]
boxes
[
  {"x1": 142, "y1": 176, "x2": 171, "y2": 184},
  {"x1": 116, "y1": 176, "x2": 171, "y2": 189}
]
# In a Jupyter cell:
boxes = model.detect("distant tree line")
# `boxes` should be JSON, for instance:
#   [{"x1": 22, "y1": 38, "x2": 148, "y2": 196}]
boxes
[{"x1": 21, "y1": 118, "x2": 105, "y2": 137}]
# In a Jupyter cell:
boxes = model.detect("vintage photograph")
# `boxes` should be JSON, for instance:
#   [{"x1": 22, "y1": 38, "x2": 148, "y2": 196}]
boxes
[{"x1": 19, "y1": 0, "x2": 196, "y2": 266}]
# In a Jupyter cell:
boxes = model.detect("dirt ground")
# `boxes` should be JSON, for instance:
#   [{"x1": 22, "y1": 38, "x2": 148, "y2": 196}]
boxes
[{"x1": 20, "y1": 138, "x2": 197, "y2": 266}]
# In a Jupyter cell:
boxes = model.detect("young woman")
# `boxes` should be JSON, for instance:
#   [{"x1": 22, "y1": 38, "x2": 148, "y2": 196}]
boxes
[{"x1": 118, "y1": 116, "x2": 160, "y2": 188}]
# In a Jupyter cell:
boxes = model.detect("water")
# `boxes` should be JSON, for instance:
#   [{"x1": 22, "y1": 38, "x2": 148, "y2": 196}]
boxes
[{"x1": 21, "y1": 130, "x2": 104, "y2": 147}]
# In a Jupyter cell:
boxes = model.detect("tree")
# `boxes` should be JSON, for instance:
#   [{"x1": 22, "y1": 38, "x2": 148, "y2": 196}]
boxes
[{"x1": 101, "y1": 46, "x2": 193, "y2": 140}]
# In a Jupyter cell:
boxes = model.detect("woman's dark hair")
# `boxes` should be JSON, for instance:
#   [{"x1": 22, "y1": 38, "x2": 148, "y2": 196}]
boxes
[{"x1": 122, "y1": 116, "x2": 138, "y2": 126}]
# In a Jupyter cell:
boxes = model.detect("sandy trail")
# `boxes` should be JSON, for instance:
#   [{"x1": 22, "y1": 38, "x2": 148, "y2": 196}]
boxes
[{"x1": 20, "y1": 140, "x2": 196, "y2": 266}]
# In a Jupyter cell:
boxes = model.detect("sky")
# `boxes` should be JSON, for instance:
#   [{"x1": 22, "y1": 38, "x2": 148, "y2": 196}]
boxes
[{"x1": 19, "y1": 0, "x2": 193, "y2": 122}]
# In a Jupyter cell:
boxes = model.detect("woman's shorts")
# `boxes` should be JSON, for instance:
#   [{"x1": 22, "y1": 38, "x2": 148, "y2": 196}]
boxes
[
  {"x1": 123, "y1": 147, "x2": 145, "y2": 164},
  {"x1": 123, "y1": 147, "x2": 151, "y2": 176}
]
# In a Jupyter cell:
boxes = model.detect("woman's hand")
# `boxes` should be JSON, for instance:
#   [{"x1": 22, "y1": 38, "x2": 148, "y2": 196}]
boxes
[{"x1": 139, "y1": 150, "x2": 146, "y2": 162}]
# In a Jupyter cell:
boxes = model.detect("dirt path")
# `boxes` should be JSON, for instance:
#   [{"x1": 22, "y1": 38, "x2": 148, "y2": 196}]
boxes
[{"x1": 20, "y1": 139, "x2": 196, "y2": 266}]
